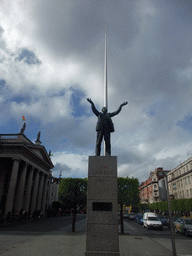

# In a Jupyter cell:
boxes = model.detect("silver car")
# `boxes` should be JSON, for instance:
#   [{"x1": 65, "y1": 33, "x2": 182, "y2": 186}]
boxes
[{"x1": 174, "y1": 218, "x2": 192, "y2": 237}]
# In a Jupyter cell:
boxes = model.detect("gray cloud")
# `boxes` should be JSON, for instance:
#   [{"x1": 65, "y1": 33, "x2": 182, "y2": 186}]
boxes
[{"x1": 15, "y1": 48, "x2": 41, "y2": 65}]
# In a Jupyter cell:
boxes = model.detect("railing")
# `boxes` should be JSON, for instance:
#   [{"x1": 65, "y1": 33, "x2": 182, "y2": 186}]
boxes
[
  {"x1": 0, "y1": 134, "x2": 33, "y2": 144},
  {"x1": 0, "y1": 135, "x2": 18, "y2": 139}
]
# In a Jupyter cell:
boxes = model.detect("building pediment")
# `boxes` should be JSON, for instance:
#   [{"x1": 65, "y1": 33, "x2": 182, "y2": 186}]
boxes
[
  {"x1": 27, "y1": 145, "x2": 54, "y2": 168},
  {"x1": 0, "y1": 133, "x2": 54, "y2": 170}
]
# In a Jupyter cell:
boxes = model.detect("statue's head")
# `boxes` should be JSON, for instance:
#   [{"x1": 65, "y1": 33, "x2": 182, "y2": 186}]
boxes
[{"x1": 101, "y1": 107, "x2": 107, "y2": 114}]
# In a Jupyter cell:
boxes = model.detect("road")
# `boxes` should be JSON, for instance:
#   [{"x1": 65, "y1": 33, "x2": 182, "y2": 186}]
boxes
[{"x1": 123, "y1": 218, "x2": 183, "y2": 238}]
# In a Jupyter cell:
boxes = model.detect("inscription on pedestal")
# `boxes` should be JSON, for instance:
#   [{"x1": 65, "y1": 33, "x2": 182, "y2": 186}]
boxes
[
  {"x1": 88, "y1": 156, "x2": 117, "y2": 177},
  {"x1": 92, "y1": 202, "x2": 112, "y2": 211}
]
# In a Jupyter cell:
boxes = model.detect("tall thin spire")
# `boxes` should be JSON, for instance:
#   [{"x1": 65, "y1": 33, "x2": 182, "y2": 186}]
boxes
[
  {"x1": 104, "y1": 25, "x2": 108, "y2": 156},
  {"x1": 104, "y1": 25, "x2": 108, "y2": 109}
]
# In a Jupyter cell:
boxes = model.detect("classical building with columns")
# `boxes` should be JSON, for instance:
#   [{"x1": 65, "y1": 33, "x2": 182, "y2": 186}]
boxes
[{"x1": 0, "y1": 132, "x2": 54, "y2": 218}]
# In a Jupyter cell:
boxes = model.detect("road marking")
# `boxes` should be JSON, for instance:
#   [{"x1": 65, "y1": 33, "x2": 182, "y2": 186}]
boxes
[{"x1": 123, "y1": 220, "x2": 135, "y2": 231}]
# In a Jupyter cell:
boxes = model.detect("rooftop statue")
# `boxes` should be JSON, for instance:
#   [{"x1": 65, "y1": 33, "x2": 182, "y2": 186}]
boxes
[
  {"x1": 35, "y1": 131, "x2": 41, "y2": 144},
  {"x1": 87, "y1": 98, "x2": 128, "y2": 156},
  {"x1": 19, "y1": 123, "x2": 26, "y2": 134}
]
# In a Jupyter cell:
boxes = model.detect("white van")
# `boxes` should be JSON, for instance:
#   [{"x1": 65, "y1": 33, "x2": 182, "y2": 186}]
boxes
[{"x1": 143, "y1": 212, "x2": 163, "y2": 230}]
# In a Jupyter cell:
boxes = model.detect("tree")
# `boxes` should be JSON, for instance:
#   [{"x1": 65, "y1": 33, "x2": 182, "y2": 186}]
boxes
[
  {"x1": 58, "y1": 178, "x2": 87, "y2": 232},
  {"x1": 118, "y1": 177, "x2": 140, "y2": 234}
]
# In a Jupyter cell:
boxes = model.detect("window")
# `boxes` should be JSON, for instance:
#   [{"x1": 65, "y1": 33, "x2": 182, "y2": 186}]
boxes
[
  {"x1": 188, "y1": 176, "x2": 191, "y2": 184},
  {"x1": 173, "y1": 183, "x2": 176, "y2": 189}
]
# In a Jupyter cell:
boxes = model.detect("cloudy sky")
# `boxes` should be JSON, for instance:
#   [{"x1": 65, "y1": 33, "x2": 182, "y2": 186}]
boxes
[{"x1": 1, "y1": 0, "x2": 192, "y2": 183}]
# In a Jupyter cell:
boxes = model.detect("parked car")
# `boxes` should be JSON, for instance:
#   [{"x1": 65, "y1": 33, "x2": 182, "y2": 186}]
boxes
[
  {"x1": 138, "y1": 214, "x2": 143, "y2": 225},
  {"x1": 174, "y1": 218, "x2": 192, "y2": 237},
  {"x1": 158, "y1": 215, "x2": 169, "y2": 226},
  {"x1": 143, "y1": 212, "x2": 163, "y2": 230},
  {"x1": 123, "y1": 212, "x2": 129, "y2": 218},
  {"x1": 134, "y1": 213, "x2": 143, "y2": 225},
  {"x1": 134, "y1": 214, "x2": 140, "y2": 222},
  {"x1": 128, "y1": 212, "x2": 136, "y2": 220}
]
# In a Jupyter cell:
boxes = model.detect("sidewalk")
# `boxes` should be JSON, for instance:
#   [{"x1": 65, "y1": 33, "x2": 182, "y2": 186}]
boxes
[{"x1": 1, "y1": 233, "x2": 192, "y2": 256}]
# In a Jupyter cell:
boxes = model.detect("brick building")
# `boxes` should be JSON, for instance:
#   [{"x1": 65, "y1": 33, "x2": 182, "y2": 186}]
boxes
[{"x1": 139, "y1": 167, "x2": 169, "y2": 204}]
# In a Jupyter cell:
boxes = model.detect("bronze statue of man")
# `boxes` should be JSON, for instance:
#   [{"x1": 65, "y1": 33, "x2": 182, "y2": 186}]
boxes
[{"x1": 87, "y1": 98, "x2": 128, "y2": 156}]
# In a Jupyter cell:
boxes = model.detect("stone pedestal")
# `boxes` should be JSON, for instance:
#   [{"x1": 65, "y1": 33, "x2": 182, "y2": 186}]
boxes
[{"x1": 85, "y1": 156, "x2": 120, "y2": 256}]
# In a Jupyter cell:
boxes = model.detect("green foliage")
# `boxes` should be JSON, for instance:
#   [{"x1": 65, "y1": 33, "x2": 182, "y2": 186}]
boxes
[
  {"x1": 138, "y1": 203, "x2": 147, "y2": 211},
  {"x1": 117, "y1": 177, "x2": 140, "y2": 206},
  {"x1": 146, "y1": 198, "x2": 192, "y2": 212},
  {"x1": 58, "y1": 178, "x2": 87, "y2": 208}
]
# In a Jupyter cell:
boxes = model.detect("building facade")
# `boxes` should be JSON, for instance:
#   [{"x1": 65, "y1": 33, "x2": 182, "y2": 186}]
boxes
[
  {"x1": 167, "y1": 157, "x2": 192, "y2": 200},
  {"x1": 139, "y1": 167, "x2": 169, "y2": 204},
  {"x1": 0, "y1": 133, "x2": 54, "y2": 218},
  {"x1": 49, "y1": 177, "x2": 60, "y2": 207}
]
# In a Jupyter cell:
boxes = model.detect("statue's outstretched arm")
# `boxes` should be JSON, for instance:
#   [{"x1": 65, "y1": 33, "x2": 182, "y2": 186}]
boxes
[
  {"x1": 86, "y1": 98, "x2": 100, "y2": 116},
  {"x1": 110, "y1": 101, "x2": 128, "y2": 117}
]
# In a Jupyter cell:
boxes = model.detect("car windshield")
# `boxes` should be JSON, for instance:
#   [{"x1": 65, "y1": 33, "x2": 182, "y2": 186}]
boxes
[
  {"x1": 148, "y1": 217, "x2": 158, "y2": 221},
  {"x1": 185, "y1": 219, "x2": 192, "y2": 225}
]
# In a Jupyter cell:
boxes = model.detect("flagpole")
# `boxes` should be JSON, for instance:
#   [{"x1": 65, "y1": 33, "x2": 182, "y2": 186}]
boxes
[{"x1": 104, "y1": 25, "x2": 108, "y2": 156}]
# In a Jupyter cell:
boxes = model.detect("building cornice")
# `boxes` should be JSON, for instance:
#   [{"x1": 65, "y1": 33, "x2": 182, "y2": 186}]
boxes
[
  {"x1": 168, "y1": 169, "x2": 192, "y2": 183},
  {"x1": 0, "y1": 144, "x2": 54, "y2": 171}
]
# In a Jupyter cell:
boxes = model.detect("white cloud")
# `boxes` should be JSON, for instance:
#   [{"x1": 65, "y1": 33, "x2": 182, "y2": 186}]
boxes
[{"x1": 51, "y1": 152, "x2": 88, "y2": 178}]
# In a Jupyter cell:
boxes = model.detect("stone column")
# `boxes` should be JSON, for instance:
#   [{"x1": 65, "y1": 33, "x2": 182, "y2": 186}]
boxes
[
  {"x1": 30, "y1": 170, "x2": 40, "y2": 214},
  {"x1": 4, "y1": 158, "x2": 20, "y2": 216},
  {"x1": 41, "y1": 175, "x2": 48, "y2": 215},
  {"x1": 14, "y1": 162, "x2": 28, "y2": 212},
  {"x1": 24, "y1": 166, "x2": 34, "y2": 213},
  {"x1": 36, "y1": 173, "x2": 45, "y2": 211},
  {"x1": 0, "y1": 164, "x2": 7, "y2": 204}
]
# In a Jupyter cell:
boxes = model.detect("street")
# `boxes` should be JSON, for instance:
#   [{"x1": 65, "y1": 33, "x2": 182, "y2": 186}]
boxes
[
  {"x1": 123, "y1": 218, "x2": 183, "y2": 238},
  {"x1": 0, "y1": 215, "x2": 192, "y2": 255}
]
